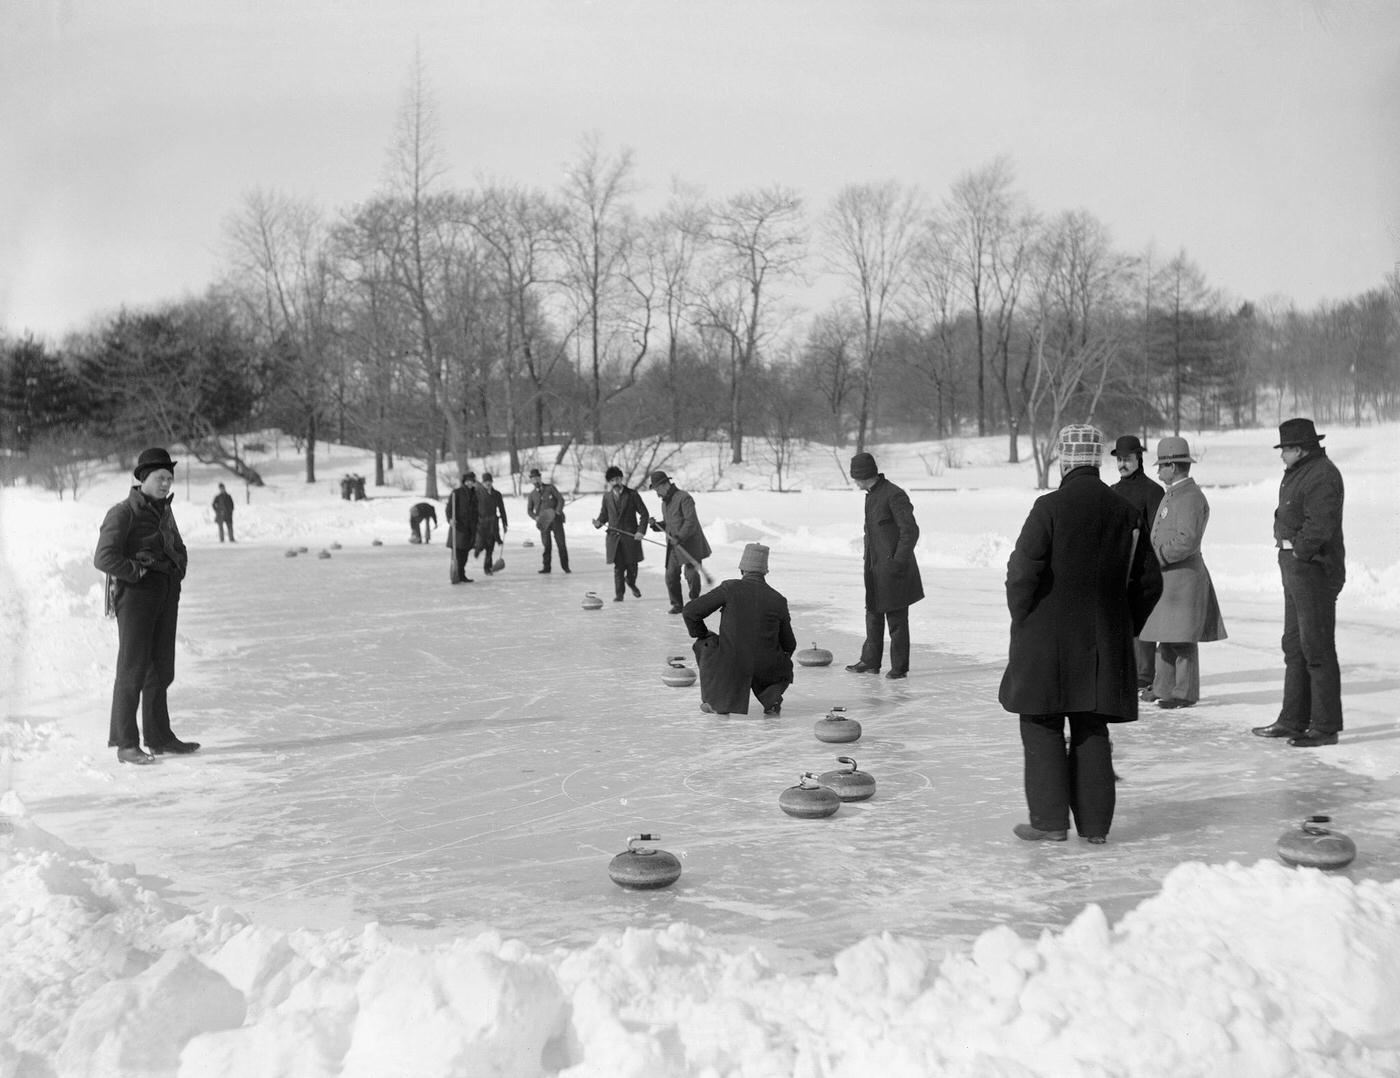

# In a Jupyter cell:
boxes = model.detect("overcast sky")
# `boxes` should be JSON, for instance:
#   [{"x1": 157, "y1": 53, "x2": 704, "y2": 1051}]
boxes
[{"x1": 3, "y1": 0, "x2": 1398, "y2": 340}]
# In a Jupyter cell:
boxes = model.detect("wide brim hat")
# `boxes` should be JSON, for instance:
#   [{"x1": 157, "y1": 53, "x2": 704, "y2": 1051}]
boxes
[
  {"x1": 1153, "y1": 436, "x2": 1196, "y2": 465},
  {"x1": 528, "y1": 468, "x2": 542, "y2": 478},
  {"x1": 648, "y1": 470, "x2": 671, "y2": 489},
  {"x1": 1111, "y1": 435, "x2": 1147, "y2": 459},
  {"x1": 1274, "y1": 418, "x2": 1325, "y2": 449},
  {"x1": 133, "y1": 447, "x2": 177, "y2": 480}
]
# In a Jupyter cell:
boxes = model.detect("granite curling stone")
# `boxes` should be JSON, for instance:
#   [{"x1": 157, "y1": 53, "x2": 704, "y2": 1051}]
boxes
[
  {"x1": 779, "y1": 772, "x2": 841, "y2": 819},
  {"x1": 814, "y1": 705, "x2": 861, "y2": 744},
  {"x1": 1277, "y1": 815, "x2": 1357, "y2": 870},
  {"x1": 661, "y1": 656, "x2": 697, "y2": 688},
  {"x1": 582, "y1": 591, "x2": 604, "y2": 610},
  {"x1": 796, "y1": 642, "x2": 834, "y2": 667},
  {"x1": 817, "y1": 756, "x2": 875, "y2": 802},
  {"x1": 608, "y1": 834, "x2": 682, "y2": 889}
]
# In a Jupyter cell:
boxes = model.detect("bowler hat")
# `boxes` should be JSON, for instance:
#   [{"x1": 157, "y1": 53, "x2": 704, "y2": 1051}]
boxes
[
  {"x1": 1274, "y1": 418, "x2": 1325, "y2": 449},
  {"x1": 133, "y1": 447, "x2": 177, "y2": 481},
  {"x1": 1111, "y1": 435, "x2": 1147, "y2": 459},
  {"x1": 528, "y1": 467, "x2": 542, "y2": 479},
  {"x1": 849, "y1": 452, "x2": 878, "y2": 480},
  {"x1": 648, "y1": 470, "x2": 671, "y2": 489},
  {"x1": 1154, "y1": 436, "x2": 1196, "y2": 465},
  {"x1": 738, "y1": 542, "x2": 770, "y2": 575}
]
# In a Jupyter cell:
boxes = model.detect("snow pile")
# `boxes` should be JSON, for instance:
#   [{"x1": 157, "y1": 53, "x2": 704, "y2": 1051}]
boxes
[{"x1": 3, "y1": 811, "x2": 1398, "y2": 1077}]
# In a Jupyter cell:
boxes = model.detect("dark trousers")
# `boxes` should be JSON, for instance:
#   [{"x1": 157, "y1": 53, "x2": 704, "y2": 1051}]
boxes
[
  {"x1": 540, "y1": 520, "x2": 569, "y2": 571},
  {"x1": 411, "y1": 519, "x2": 431, "y2": 543},
  {"x1": 1019, "y1": 713, "x2": 1115, "y2": 837},
  {"x1": 859, "y1": 606, "x2": 911, "y2": 674},
  {"x1": 1133, "y1": 638, "x2": 1155, "y2": 688},
  {"x1": 1278, "y1": 553, "x2": 1343, "y2": 734},
  {"x1": 108, "y1": 573, "x2": 180, "y2": 750},
  {"x1": 612, "y1": 555, "x2": 639, "y2": 598},
  {"x1": 1151, "y1": 642, "x2": 1200, "y2": 703},
  {"x1": 665, "y1": 556, "x2": 701, "y2": 606},
  {"x1": 451, "y1": 544, "x2": 472, "y2": 581},
  {"x1": 217, "y1": 518, "x2": 234, "y2": 542}
]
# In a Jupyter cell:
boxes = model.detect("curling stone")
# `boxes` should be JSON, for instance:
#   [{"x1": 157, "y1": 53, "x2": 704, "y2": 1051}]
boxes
[
  {"x1": 1277, "y1": 815, "x2": 1357, "y2": 870},
  {"x1": 492, "y1": 556, "x2": 506, "y2": 571},
  {"x1": 779, "y1": 772, "x2": 841, "y2": 819},
  {"x1": 317, "y1": 549, "x2": 332, "y2": 559},
  {"x1": 661, "y1": 656, "x2": 697, "y2": 687},
  {"x1": 582, "y1": 591, "x2": 604, "y2": 610},
  {"x1": 284, "y1": 549, "x2": 298, "y2": 558},
  {"x1": 522, "y1": 539, "x2": 535, "y2": 548},
  {"x1": 814, "y1": 706, "x2": 861, "y2": 744},
  {"x1": 330, "y1": 542, "x2": 342, "y2": 550},
  {"x1": 796, "y1": 642, "x2": 834, "y2": 667},
  {"x1": 372, "y1": 539, "x2": 384, "y2": 547},
  {"x1": 298, "y1": 546, "x2": 309, "y2": 554},
  {"x1": 817, "y1": 756, "x2": 876, "y2": 802},
  {"x1": 608, "y1": 834, "x2": 682, "y2": 889}
]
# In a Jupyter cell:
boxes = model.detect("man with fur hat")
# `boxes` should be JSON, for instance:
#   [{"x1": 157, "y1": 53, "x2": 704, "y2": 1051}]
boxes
[
  {"x1": 845, "y1": 451, "x2": 923, "y2": 679},
  {"x1": 591, "y1": 465, "x2": 649, "y2": 601},
  {"x1": 1252, "y1": 418, "x2": 1346, "y2": 747},
  {"x1": 1111, "y1": 434, "x2": 1165, "y2": 694},
  {"x1": 93, "y1": 447, "x2": 199, "y2": 764},
  {"x1": 1137, "y1": 436, "x2": 1227, "y2": 708},
  {"x1": 682, "y1": 543, "x2": 796, "y2": 716},
  {"x1": 526, "y1": 467, "x2": 570, "y2": 574},
  {"x1": 999, "y1": 425, "x2": 1162, "y2": 844},
  {"x1": 647, "y1": 470, "x2": 711, "y2": 613}
]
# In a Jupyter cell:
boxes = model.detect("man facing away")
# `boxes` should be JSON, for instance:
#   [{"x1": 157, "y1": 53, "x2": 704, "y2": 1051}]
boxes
[
  {"x1": 591, "y1": 465, "x2": 649, "y2": 600},
  {"x1": 1252, "y1": 418, "x2": 1346, "y2": 748},
  {"x1": 682, "y1": 543, "x2": 796, "y2": 716},
  {"x1": 845, "y1": 451, "x2": 923, "y2": 679},
  {"x1": 999, "y1": 425, "x2": 1162, "y2": 845},
  {"x1": 1110, "y1": 435, "x2": 1163, "y2": 694},
  {"x1": 647, "y1": 470, "x2": 711, "y2": 614},
  {"x1": 211, "y1": 482, "x2": 235, "y2": 543},
  {"x1": 409, "y1": 501, "x2": 437, "y2": 544},
  {"x1": 526, "y1": 467, "x2": 569, "y2": 573}
]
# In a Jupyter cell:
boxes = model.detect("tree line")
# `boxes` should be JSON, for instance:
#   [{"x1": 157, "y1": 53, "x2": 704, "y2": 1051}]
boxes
[{"x1": 4, "y1": 68, "x2": 1399, "y2": 495}]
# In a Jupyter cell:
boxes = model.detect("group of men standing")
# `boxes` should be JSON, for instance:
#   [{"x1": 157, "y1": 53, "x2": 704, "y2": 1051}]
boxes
[{"x1": 444, "y1": 471, "x2": 509, "y2": 583}]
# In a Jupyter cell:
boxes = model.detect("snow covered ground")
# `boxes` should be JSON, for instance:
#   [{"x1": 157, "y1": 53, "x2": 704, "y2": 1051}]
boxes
[{"x1": 2, "y1": 425, "x2": 1398, "y2": 1077}]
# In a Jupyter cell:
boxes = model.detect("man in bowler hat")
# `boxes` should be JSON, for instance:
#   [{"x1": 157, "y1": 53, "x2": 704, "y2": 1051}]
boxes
[
  {"x1": 1111, "y1": 435, "x2": 1164, "y2": 694},
  {"x1": 1252, "y1": 418, "x2": 1346, "y2": 747},
  {"x1": 846, "y1": 451, "x2": 923, "y2": 679},
  {"x1": 648, "y1": 470, "x2": 711, "y2": 612},
  {"x1": 526, "y1": 467, "x2": 569, "y2": 573}
]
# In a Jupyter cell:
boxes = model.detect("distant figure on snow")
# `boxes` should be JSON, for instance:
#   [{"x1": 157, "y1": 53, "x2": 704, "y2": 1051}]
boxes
[
  {"x1": 409, "y1": 501, "x2": 437, "y2": 544},
  {"x1": 647, "y1": 470, "x2": 711, "y2": 613},
  {"x1": 845, "y1": 451, "x2": 923, "y2": 679},
  {"x1": 211, "y1": 482, "x2": 236, "y2": 543},
  {"x1": 1110, "y1": 435, "x2": 1163, "y2": 694},
  {"x1": 682, "y1": 543, "x2": 796, "y2": 716},
  {"x1": 93, "y1": 447, "x2": 201, "y2": 764},
  {"x1": 999, "y1": 425, "x2": 1162, "y2": 845},
  {"x1": 591, "y1": 465, "x2": 649, "y2": 601},
  {"x1": 526, "y1": 468, "x2": 570, "y2": 574}
]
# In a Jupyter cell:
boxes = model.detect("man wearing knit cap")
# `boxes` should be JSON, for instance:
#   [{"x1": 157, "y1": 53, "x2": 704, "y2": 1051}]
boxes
[
  {"x1": 93, "y1": 447, "x2": 199, "y2": 764},
  {"x1": 999, "y1": 425, "x2": 1162, "y2": 844},
  {"x1": 1251, "y1": 418, "x2": 1346, "y2": 747},
  {"x1": 682, "y1": 543, "x2": 796, "y2": 715},
  {"x1": 846, "y1": 451, "x2": 923, "y2": 679}
]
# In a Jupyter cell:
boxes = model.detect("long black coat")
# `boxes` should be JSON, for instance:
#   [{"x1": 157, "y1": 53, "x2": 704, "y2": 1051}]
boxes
[
  {"x1": 592, "y1": 486, "x2": 649, "y2": 566},
  {"x1": 445, "y1": 483, "x2": 480, "y2": 551},
  {"x1": 682, "y1": 575, "x2": 796, "y2": 714},
  {"x1": 1111, "y1": 468, "x2": 1163, "y2": 528},
  {"x1": 1274, "y1": 449, "x2": 1346, "y2": 592},
  {"x1": 862, "y1": 475, "x2": 924, "y2": 613},
  {"x1": 999, "y1": 467, "x2": 1163, "y2": 721}
]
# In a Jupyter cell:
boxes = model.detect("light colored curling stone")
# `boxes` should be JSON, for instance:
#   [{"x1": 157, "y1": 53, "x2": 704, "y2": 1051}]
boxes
[
  {"x1": 661, "y1": 656, "x2": 697, "y2": 687},
  {"x1": 796, "y1": 642, "x2": 833, "y2": 667},
  {"x1": 582, "y1": 591, "x2": 604, "y2": 610},
  {"x1": 780, "y1": 772, "x2": 842, "y2": 819},
  {"x1": 814, "y1": 705, "x2": 861, "y2": 743},
  {"x1": 817, "y1": 756, "x2": 876, "y2": 802},
  {"x1": 1277, "y1": 815, "x2": 1357, "y2": 870},
  {"x1": 317, "y1": 549, "x2": 332, "y2": 559},
  {"x1": 609, "y1": 833, "x2": 682, "y2": 889}
]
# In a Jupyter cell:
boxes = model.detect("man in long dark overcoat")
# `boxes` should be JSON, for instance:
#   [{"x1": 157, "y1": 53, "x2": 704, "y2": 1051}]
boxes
[
  {"x1": 682, "y1": 543, "x2": 796, "y2": 716},
  {"x1": 591, "y1": 465, "x2": 649, "y2": 601},
  {"x1": 1110, "y1": 435, "x2": 1163, "y2": 693},
  {"x1": 445, "y1": 473, "x2": 480, "y2": 583},
  {"x1": 845, "y1": 451, "x2": 924, "y2": 679},
  {"x1": 479, "y1": 472, "x2": 508, "y2": 573},
  {"x1": 999, "y1": 425, "x2": 1163, "y2": 845}
]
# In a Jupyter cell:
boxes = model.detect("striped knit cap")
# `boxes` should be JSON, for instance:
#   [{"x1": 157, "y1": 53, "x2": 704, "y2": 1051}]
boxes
[{"x1": 1057, "y1": 424, "x2": 1106, "y2": 468}]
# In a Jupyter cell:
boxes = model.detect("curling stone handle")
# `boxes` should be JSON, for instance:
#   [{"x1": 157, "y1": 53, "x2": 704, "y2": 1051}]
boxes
[
  {"x1": 836, "y1": 756, "x2": 858, "y2": 770},
  {"x1": 798, "y1": 771, "x2": 822, "y2": 788},
  {"x1": 627, "y1": 833, "x2": 661, "y2": 851},
  {"x1": 1302, "y1": 816, "x2": 1334, "y2": 835}
]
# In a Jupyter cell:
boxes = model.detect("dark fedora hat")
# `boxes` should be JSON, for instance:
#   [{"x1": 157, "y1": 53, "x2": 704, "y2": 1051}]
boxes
[
  {"x1": 1274, "y1": 418, "x2": 1325, "y2": 449},
  {"x1": 1111, "y1": 435, "x2": 1147, "y2": 459},
  {"x1": 133, "y1": 447, "x2": 177, "y2": 480},
  {"x1": 648, "y1": 470, "x2": 671, "y2": 489}
]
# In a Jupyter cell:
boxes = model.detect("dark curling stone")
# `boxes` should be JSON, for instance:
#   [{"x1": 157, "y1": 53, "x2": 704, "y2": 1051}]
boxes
[
  {"x1": 298, "y1": 546, "x2": 309, "y2": 553},
  {"x1": 779, "y1": 772, "x2": 841, "y2": 819},
  {"x1": 814, "y1": 705, "x2": 861, "y2": 744},
  {"x1": 609, "y1": 834, "x2": 682, "y2": 889},
  {"x1": 522, "y1": 539, "x2": 535, "y2": 548},
  {"x1": 582, "y1": 591, "x2": 604, "y2": 610},
  {"x1": 1277, "y1": 815, "x2": 1357, "y2": 870},
  {"x1": 284, "y1": 549, "x2": 298, "y2": 558},
  {"x1": 492, "y1": 556, "x2": 506, "y2": 571},
  {"x1": 372, "y1": 539, "x2": 384, "y2": 547},
  {"x1": 817, "y1": 756, "x2": 875, "y2": 802},
  {"x1": 330, "y1": 542, "x2": 342, "y2": 550},
  {"x1": 796, "y1": 642, "x2": 833, "y2": 667},
  {"x1": 661, "y1": 656, "x2": 697, "y2": 688},
  {"x1": 317, "y1": 549, "x2": 332, "y2": 559}
]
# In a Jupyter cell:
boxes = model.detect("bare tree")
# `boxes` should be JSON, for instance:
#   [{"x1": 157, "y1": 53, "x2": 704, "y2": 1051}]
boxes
[{"x1": 822, "y1": 181, "x2": 924, "y2": 450}]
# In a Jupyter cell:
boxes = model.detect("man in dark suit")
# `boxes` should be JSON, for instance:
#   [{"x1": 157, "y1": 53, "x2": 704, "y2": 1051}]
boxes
[
  {"x1": 591, "y1": 465, "x2": 649, "y2": 600},
  {"x1": 845, "y1": 451, "x2": 923, "y2": 679},
  {"x1": 211, "y1": 483, "x2": 236, "y2": 543},
  {"x1": 526, "y1": 467, "x2": 570, "y2": 574},
  {"x1": 999, "y1": 425, "x2": 1162, "y2": 844},
  {"x1": 648, "y1": 470, "x2": 711, "y2": 613},
  {"x1": 445, "y1": 474, "x2": 479, "y2": 583},
  {"x1": 479, "y1": 473, "x2": 508, "y2": 573},
  {"x1": 1110, "y1": 435, "x2": 1165, "y2": 696}
]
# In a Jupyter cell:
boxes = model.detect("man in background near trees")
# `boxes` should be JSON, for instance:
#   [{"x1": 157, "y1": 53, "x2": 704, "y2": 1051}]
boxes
[
  {"x1": 845, "y1": 451, "x2": 923, "y2": 679},
  {"x1": 479, "y1": 472, "x2": 508, "y2": 574},
  {"x1": 999, "y1": 425, "x2": 1162, "y2": 844},
  {"x1": 683, "y1": 543, "x2": 796, "y2": 716},
  {"x1": 648, "y1": 470, "x2": 711, "y2": 614},
  {"x1": 409, "y1": 501, "x2": 437, "y2": 544},
  {"x1": 592, "y1": 465, "x2": 648, "y2": 601},
  {"x1": 211, "y1": 482, "x2": 235, "y2": 543},
  {"x1": 445, "y1": 473, "x2": 479, "y2": 584},
  {"x1": 94, "y1": 447, "x2": 200, "y2": 764},
  {"x1": 1252, "y1": 418, "x2": 1347, "y2": 748},
  {"x1": 1136, "y1": 436, "x2": 1226, "y2": 709},
  {"x1": 526, "y1": 467, "x2": 570, "y2": 574},
  {"x1": 1110, "y1": 435, "x2": 1163, "y2": 695}
]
